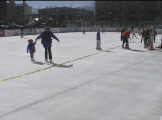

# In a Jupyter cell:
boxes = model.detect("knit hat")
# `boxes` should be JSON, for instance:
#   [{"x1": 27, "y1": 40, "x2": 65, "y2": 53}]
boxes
[{"x1": 28, "y1": 39, "x2": 33, "y2": 43}]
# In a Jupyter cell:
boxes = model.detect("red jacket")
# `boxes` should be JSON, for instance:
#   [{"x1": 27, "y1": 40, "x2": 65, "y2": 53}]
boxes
[{"x1": 122, "y1": 31, "x2": 131, "y2": 38}]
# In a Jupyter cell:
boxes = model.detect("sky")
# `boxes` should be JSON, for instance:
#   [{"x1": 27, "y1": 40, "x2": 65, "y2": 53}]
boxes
[{"x1": 15, "y1": 1, "x2": 94, "y2": 7}]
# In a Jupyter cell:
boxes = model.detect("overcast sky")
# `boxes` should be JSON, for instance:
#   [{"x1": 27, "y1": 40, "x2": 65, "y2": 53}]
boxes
[{"x1": 15, "y1": 1, "x2": 94, "y2": 7}]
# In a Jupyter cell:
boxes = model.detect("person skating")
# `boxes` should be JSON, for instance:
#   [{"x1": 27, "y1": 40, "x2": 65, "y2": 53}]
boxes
[
  {"x1": 27, "y1": 39, "x2": 36, "y2": 62},
  {"x1": 143, "y1": 25, "x2": 151, "y2": 48},
  {"x1": 139, "y1": 28, "x2": 144, "y2": 43},
  {"x1": 122, "y1": 29, "x2": 132, "y2": 49},
  {"x1": 20, "y1": 26, "x2": 24, "y2": 38},
  {"x1": 121, "y1": 28, "x2": 126, "y2": 41},
  {"x1": 35, "y1": 27, "x2": 60, "y2": 63},
  {"x1": 147, "y1": 26, "x2": 154, "y2": 48},
  {"x1": 96, "y1": 28, "x2": 102, "y2": 50},
  {"x1": 153, "y1": 28, "x2": 157, "y2": 43}
]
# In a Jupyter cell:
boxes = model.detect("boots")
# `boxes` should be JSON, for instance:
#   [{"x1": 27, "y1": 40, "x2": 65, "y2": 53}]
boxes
[
  {"x1": 125, "y1": 45, "x2": 130, "y2": 49},
  {"x1": 122, "y1": 43, "x2": 124, "y2": 48}
]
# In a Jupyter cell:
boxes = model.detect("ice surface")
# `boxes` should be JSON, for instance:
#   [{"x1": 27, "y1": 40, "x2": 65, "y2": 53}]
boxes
[{"x1": 0, "y1": 32, "x2": 162, "y2": 120}]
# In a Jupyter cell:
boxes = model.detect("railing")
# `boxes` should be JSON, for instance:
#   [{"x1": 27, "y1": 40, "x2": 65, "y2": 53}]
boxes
[{"x1": 0, "y1": 27, "x2": 161, "y2": 37}]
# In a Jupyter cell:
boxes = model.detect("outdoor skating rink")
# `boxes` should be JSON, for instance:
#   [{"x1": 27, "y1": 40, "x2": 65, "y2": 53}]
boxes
[{"x1": 1, "y1": 32, "x2": 162, "y2": 120}]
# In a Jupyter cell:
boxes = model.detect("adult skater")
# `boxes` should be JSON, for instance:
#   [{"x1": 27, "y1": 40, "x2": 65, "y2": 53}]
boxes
[
  {"x1": 143, "y1": 25, "x2": 150, "y2": 48},
  {"x1": 96, "y1": 28, "x2": 102, "y2": 50},
  {"x1": 147, "y1": 26, "x2": 154, "y2": 47},
  {"x1": 35, "y1": 27, "x2": 60, "y2": 63},
  {"x1": 20, "y1": 26, "x2": 24, "y2": 38},
  {"x1": 139, "y1": 28, "x2": 144, "y2": 43},
  {"x1": 122, "y1": 29, "x2": 132, "y2": 49},
  {"x1": 153, "y1": 28, "x2": 157, "y2": 43}
]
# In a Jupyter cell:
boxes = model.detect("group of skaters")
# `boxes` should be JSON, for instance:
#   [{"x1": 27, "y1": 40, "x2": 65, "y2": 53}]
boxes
[
  {"x1": 26, "y1": 26, "x2": 160, "y2": 62},
  {"x1": 27, "y1": 27, "x2": 103, "y2": 62},
  {"x1": 96, "y1": 25, "x2": 158, "y2": 51},
  {"x1": 120, "y1": 25, "x2": 158, "y2": 49},
  {"x1": 27, "y1": 27, "x2": 60, "y2": 62}
]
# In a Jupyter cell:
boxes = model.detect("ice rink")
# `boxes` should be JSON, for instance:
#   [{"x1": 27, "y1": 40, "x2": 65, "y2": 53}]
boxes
[{"x1": 1, "y1": 32, "x2": 162, "y2": 120}]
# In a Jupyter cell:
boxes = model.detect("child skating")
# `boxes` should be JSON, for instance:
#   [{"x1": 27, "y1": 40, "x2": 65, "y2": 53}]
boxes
[
  {"x1": 96, "y1": 28, "x2": 102, "y2": 50},
  {"x1": 27, "y1": 39, "x2": 36, "y2": 62},
  {"x1": 139, "y1": 29, "x2": 144, "y2": 43}
]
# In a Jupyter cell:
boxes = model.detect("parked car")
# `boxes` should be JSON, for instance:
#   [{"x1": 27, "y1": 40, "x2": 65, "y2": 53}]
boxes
[
  {"x1": 1, "y1": 25, "x2": 9, "y2": 29},
  {"x1": 66, "y1": 24, "x2": 76, "y2": 27}
]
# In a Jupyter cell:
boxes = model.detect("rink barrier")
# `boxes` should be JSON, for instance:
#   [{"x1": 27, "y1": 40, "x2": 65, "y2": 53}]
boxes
[
  {"x1": 0, "y1": 39, "x2": 139, "y2": 83},
  {"x1": 1, "y1": 27, "x2": 162, "y2": 37}
]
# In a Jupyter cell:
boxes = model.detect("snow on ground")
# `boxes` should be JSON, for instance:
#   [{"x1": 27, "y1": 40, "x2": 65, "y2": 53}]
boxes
[{"x1": 0, "y1": 32, "x2": 162, "y2": 120}]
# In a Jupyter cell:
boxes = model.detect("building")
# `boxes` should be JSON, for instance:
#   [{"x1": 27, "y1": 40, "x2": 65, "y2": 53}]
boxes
[
  {"x1": 6, "y1": 1, "x2": 17, "y2": 24},
  {"x1": 27, "y1": 14, "x2": 39, "y2": 24},
  {"x1": 95, "y1": 1, "x2": 162, "y2": 28},
  {"x1": 15, "y1": 2, "x2": 32, "y2": 24},
  {"x1": 0, "y1": 1, "x2": 7, "y2": 21},
  {"x1": 37, "y1": 7, "x2": 94, "y2": 27}
]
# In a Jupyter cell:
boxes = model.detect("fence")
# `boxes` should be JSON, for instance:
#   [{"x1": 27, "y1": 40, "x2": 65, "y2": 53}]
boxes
[{"x1": 1, "y1": 27, "x2": 162, "y2": 37}]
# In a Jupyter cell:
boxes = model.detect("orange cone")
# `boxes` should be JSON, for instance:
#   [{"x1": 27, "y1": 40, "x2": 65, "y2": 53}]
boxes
[
  {"x1": 150, "y1": 35, "x2": 154, "y2": 50},
  {"x1": 149, "y1": 40, "x2": 154, "y2": 50}
]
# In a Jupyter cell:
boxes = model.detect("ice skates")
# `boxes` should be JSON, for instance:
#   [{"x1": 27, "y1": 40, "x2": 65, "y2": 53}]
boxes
[{"x1": 31, "y1": 58, "x2": 35, "y2": 62}]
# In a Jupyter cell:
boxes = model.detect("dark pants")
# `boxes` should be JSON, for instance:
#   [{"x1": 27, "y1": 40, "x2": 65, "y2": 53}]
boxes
[
  {"x1": 30, "y1": 52, "x2": 34, "y2": 58},
  {"x1": 44, "y1": 47, "x2": 52, "y2": 59},
  {"x1": 144, "y1": 37, "x2": 149, "y2": 47},
  {"x1": 122, "y1": 37, "x2": 129, "y2": 48},
  {"x1": 154, "y1": 35, "x2": 156, "y2": 43},
  {"x1": 121, "y1": 36, "x2": 124, "y2": 41}
]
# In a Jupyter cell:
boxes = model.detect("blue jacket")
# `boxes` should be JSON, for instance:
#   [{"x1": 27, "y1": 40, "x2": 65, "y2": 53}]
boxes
[
  {"x1": 27, "y1": 42, "x2": 36, "y2": 53},
  {"x1": 96, "y1": 32, "x2": 100, "y2": 40},
  {"x1": 36, "y1": 30, "x2": 59, "y2": 47}
]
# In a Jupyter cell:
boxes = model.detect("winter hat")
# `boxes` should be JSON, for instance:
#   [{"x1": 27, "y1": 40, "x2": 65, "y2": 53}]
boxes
[{"x1": 28, "y1": 39, "x2": 33, "y2": 43}]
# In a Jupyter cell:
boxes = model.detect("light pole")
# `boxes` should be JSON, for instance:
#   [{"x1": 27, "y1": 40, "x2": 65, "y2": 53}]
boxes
[
  {"x1": 109, "y1": 12, "x2": 112, "y2": 27},
  {"x1": 55, "y1": 6, "x2": 57, "y2": 25},
  {"x1": 53, "y1": 13, "x2": 55, "y2": 25},
  {"x1": 83, "y1": 6, "x2": 85, "y2": 33}
]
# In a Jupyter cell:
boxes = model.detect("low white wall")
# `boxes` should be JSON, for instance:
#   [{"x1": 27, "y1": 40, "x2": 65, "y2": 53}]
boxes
[{"x1": 2, "y1": 27, "x2": 162, "y2": 37}]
